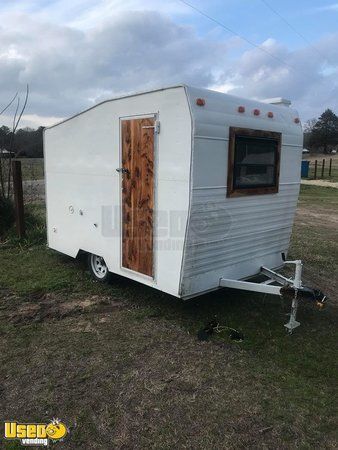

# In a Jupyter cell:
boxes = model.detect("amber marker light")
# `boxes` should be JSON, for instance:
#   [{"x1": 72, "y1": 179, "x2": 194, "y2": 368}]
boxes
[{"x1": 196, "y1": 98, "x2": 205, "y2": 106}]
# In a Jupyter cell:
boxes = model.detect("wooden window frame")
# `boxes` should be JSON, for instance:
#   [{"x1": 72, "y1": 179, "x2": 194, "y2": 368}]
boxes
[{"x1": 227, "y1": 127, "x2": 281, "y2": 198}]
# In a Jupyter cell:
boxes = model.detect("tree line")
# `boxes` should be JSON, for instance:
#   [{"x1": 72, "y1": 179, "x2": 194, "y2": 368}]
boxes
[
  {"x1": 0, "y1": 125, "x2": 44, "y2": 158},
  {"x1": 0, "y1": 108, "x2": 337, "y2": 159},
  {"x1": 304, "y1": 109, "x2": 338, "y2": 153}
]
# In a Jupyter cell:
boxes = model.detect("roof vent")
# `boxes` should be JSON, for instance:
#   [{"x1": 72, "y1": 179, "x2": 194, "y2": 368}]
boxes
[{"x1": 262, "y1": 97, "x2": 291, "y2": 107}]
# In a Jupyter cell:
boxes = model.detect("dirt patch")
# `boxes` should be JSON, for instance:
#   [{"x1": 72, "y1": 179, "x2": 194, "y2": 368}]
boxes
[
  {"x1": 4, "y1": 293, "x2": 126, "y2": 324},
  {"x1": 0, "y1": 311, "x2": 285, "y2": 450},
  {"x1": 110, "y1": 322, "x2": 262, "y2": 449},
  {"x1": 69, "y1": 318, "x2": 98, "y2": 333},
  {"x1": 296, "y1": 207, "x2": 338, "y2": 229},
  {"x1": 301, "y1": 179, "x2": 338, "y2": 188},
  {"x1": 2, "y1": 309, "x2": 333, "y2": 449},
  {"x1": 294, "y1": 207, "x2": 338, "y2": 305}
]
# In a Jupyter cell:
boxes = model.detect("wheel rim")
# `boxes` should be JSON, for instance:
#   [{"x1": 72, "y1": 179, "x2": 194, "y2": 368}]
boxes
[{"x1": 90, "y1": 254, "x2": 108, "y2": 279}]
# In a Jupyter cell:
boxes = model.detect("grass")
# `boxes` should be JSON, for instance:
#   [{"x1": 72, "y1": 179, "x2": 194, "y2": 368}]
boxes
[
  {"x1": 297, "y1": 184, "x2": 338, "y2": 210},
  {"x1": 294, "y1": 186, "x2": 338, "y2": 264},
  {"x1": 0, "y1": 186, "x2": 337, "y2": 449}
]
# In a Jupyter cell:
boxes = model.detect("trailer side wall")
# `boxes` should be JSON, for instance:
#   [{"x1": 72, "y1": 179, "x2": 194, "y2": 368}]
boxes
[
  {"x1": 180, "y1": 87, "x2": 303, "y2": 298},
  {"x1": 44, "y1": 87, "x2": 191, "y2": 297}
]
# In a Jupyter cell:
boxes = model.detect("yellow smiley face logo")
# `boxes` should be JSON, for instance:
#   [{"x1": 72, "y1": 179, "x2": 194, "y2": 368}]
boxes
[{"x1": 45, "y1": 421, "x2": 67, "y2": 440}]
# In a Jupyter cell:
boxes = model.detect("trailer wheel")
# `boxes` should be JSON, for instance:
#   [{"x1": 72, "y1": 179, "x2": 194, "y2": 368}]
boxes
[{"x1": 88, "y1": 254, "x2": 112, "y2": 283}]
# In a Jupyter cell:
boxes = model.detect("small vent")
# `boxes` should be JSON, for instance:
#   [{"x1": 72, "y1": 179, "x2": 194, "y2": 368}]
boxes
[{"x1": 262, "y1": 97, "x2": 291, "y2": 107}]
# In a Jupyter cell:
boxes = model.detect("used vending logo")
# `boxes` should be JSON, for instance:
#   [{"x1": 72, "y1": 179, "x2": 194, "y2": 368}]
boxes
[{"x1": 4, "y1": 418, "x2": 68, "y2": 447}]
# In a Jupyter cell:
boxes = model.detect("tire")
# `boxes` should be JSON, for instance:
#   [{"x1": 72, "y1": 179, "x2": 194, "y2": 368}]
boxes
[{"x1": 88, "y1": 253, "x2": 112, "y2": 283}]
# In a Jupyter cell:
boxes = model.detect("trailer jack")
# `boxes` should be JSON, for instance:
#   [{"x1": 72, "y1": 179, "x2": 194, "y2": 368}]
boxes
[{"x1": 219, "y1": 260, "x2": 327, "y2": 333}]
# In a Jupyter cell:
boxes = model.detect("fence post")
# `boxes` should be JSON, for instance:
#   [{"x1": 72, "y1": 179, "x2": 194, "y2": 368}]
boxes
[
  {"x1": 12, "y1": 160, "x2": 25, "y2": 238},
  {"x1": 321, "y1": 159, "x2": 325, "y2": 178},
  {"x1": 329, "y1": 158, "x2": 332, "y2": 177},
  {"x1": 314, "y1": 160, "x2": 317, "y2": 179}
]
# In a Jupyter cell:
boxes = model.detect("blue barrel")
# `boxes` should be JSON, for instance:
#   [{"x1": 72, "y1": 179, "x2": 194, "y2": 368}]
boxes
[{"x1": 301, "y1": 160, "x2": 310, "y2": 178}]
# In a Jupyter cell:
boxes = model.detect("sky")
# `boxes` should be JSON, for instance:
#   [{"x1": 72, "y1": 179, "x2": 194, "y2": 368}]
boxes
[{"x1": 0, "y1": 0, "x2": 338, "y2": 128}]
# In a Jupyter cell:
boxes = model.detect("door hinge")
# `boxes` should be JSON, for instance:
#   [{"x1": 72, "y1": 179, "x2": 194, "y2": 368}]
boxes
[{"x1": 142, "y1": 120, "x2": 160, "y2": 134}]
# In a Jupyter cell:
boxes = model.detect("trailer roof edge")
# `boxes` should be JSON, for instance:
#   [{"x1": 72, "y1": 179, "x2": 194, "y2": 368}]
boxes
[{"x1": 44, "y1": 84, "x2": 187, "y2": 131}]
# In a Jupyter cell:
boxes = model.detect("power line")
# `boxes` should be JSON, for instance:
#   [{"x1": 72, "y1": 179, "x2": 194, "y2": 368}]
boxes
[
  {"x1": 177, "y1": 0, "x2": 295, "y2": 72},
  {"x1": 260, "y1": 0, "x2": 326, "y2": 61}
]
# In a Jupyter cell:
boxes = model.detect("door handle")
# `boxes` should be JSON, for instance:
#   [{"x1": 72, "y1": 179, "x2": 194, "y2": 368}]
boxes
[{"x1": 116, "y1": 168, "x2": 130, "y2": 174}]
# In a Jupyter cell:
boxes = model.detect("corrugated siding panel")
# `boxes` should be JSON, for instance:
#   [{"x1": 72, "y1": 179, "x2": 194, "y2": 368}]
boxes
[{"x1": 181, "y1": 183, "x2": 299, "y2": 282}]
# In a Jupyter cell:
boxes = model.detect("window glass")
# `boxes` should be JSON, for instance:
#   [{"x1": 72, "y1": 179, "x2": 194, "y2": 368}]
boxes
[{"x1": 233, "y1": 136, "x2": 278, "y2": 189}]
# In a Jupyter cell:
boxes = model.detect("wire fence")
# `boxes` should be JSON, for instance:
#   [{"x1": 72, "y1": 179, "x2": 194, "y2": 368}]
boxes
[
  {"x1": 13, "y1": 158, "x2": 45, "y2": 204},
  {"x1": 0, "y1": 158, "x2": 44, "y2": 239},
  {"x1": 304, "y1": 157, "x2": 338, "y2": 182}
]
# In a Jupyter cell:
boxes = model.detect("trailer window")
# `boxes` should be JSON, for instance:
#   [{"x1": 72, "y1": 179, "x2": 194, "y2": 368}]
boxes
[{"x1": 227, "y1": 127, "x2": 281, "y2": 197}]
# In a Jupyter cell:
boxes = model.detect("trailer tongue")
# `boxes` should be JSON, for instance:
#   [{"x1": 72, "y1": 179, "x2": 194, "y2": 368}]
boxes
[{"x1": 219, "y1": 260, "x2": 327, "y2": 333}]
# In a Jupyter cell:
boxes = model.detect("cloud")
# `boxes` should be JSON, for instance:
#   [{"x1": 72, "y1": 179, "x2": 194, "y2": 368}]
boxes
[
  {"x1": 0, "y1": 0, "x2": 190, "y2": 30},
  {"x1": 0, "y1": 7, "x2": 337, "y2": 128},
  {"x1": 66, "y1": 0, "x2": 190, "y2": 29},
  {"x1": 0, "y1": 10, "x2": 232, "y2": 125},
  {"x1": 315, "y1": 3, "x2": 338, "y2": 12},
  {"x1": 215, "y1": 36, "x2": 338, "y2": 119}
]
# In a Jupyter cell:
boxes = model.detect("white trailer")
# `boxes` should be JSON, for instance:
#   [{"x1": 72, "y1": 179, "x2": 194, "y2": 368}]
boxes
[{"x1": 44, "y1": 85, "x2": 326, "y2": 332}]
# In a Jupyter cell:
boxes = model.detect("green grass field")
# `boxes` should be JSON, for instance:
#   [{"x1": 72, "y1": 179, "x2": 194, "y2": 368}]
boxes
[{"x1": 0, "y1": 186, "x2": 337, "y2": 449}]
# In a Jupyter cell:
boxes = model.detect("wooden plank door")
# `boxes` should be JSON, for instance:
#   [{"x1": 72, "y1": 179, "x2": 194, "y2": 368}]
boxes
[{"x1": 121, "y1": 117, "x2": 155, "y2": 277}]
